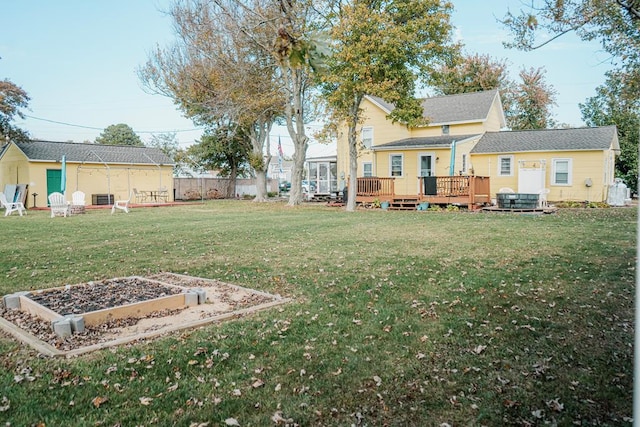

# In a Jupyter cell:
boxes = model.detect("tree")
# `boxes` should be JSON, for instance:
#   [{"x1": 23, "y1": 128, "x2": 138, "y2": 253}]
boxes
[
  {"x1": 189, "y1": 124, "x2": 252, "y2": 198},
  {"x1": 505, "y1": 67, "x2": 557, "y2": 130},
  {"x1": 139, "y1": 0, "x2": 283, "y2": 202},
  {"x1": 428, "y1": 54, "x2": 557, "y2": 130},
  {"x1": 428, "y1": 53, "x2": 510, "y2": 95},
  {"x1": 501, "y1": 0, "x2": 640, "y2": 101},
  {"x1": 148, "y1": 132, "x2": 189, "y2": 176},
  {"x1": 322, "y1": 0, "x2": 458, "y2": 211},
  {"x1": 580, "y1": 70, "x2": 640, "y2": 193},
  {"x1": 95, "y1": 123, "x2": 143, "y2": 146},
  {"x1": 0, "y1": 78, "x2": 30, "y2": 142}
]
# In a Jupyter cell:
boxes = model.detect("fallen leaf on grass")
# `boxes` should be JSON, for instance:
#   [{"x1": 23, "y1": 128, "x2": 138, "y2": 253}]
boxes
[
  {"x1": 0, "y1": 396, "x2": 10, "y2": 412},
  {"x1": 225, "y1": 418, "x2": 240, "y2": 426},
  {"x1": 252, "y1": 379, "x2": 264, "y2": 388},
  {"x1": 272, "y1": 411, "x2": 294, "y2": 424},
  {"x1": 91, "y1": 396, "x2": 108, "y2": 408},
  {"x1": 472, "y1": 345, "x2": 487, "y2": 355},
  {"x1": 546, "y1": 398, "x2": 564, "y2": 412},
  {"x1": 139, "y1": 396, "x2": 153, "y2": 405}
]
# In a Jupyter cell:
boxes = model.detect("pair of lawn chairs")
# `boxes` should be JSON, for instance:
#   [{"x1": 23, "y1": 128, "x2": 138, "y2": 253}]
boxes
[
  {"x1": 0, "y1": 192, "x2": 26, "y2": 217},
  {"x1": 48, "y1": 191, "x2": 86, "y2": 217}
]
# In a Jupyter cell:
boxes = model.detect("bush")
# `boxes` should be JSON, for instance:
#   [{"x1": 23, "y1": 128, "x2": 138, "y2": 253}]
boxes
[{"x1": 183, "y1": 189, "x2": 202, "y2": 200}]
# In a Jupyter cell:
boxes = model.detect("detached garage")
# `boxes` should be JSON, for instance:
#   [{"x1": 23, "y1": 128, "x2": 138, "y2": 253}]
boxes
[{"x1": 0, "y1": 140, "x2": 174, "y2": 207}]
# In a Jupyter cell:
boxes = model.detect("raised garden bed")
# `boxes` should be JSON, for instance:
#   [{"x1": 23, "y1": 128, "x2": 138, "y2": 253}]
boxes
[{"x1": 0, "y1": 273, "x2": 290, "y2": 357}]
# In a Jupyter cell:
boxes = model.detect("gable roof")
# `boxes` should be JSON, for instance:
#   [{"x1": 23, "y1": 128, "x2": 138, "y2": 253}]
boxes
[
  {"x1": 366, "y1": 89, "x2": 503, "y2": 126},
  {"x1": 11, "y1": 140, "x2": 174, "y2": 165},
  {"x1": 373, "y1": 134, "x2": 481, "y2": 151},
  {"x1": 471, "y1": 126, "x2": 620, "y2": 154}
]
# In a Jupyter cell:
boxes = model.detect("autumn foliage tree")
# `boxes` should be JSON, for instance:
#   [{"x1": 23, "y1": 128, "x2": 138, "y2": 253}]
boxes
[
  {"x1": 139, "y1": 0, "x2": 284, "y2": 202},
  {"x1": 0, "y1": 78, "x2": 30, "y2": 142},
  {"x1": 322, "y1": 0, "x2": 458, "y2": 211},
  {"x1": 502, "y1": 0, "x2": 639, "y2": 101},
  {"x1": 429, "y1": 53, "x2": 557, "y2": 130}
]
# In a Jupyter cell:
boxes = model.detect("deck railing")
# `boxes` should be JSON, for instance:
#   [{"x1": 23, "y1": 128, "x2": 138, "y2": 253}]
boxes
[
  {"x1": 356, "y1": 177, "x2": 395, "y2": 197},
  {"x1": 420, "y1": 176, "x2": 490, "y2": 197}
]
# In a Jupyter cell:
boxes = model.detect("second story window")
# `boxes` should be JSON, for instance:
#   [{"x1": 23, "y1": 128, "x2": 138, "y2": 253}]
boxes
[
  {"x1": 442, "y1": 125, "x2": 450, "y2": 135},
  {"x1": 361, "y1": 127, "x2": 373, "y2": 149}
]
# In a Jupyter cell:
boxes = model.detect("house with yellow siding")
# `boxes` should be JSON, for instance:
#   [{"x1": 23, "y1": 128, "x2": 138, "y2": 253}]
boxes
[
  {"x1": 0, "y1": 140, "x2": 174, "y2": 208},
  {"x1": 337, "y1": 89, "x2": 619, "y2": 207}
]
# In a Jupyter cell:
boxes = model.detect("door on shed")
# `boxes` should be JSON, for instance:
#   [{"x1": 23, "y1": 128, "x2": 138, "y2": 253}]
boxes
[
  {"x1": 517, "y1": 160, "x2": 546, "y2": 193},
  {"x1": 46, "y1": 169, "x2": 63, "y2": 205}
]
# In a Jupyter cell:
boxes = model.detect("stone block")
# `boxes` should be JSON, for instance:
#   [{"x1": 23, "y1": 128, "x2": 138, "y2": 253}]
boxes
[
  {"x1": 52, "y1": 319, "x2": 72, "y2": 338},
  {"x1": 184, "y1": 291, "x2": 199, "y2": 307},
  {"x1": 194, "y1": 288, "x2": 207, "y2": 304},
  {"x1": 2, "y1": 291, "x2": 30, "y2": 309},
  {"x1": 66, "y1": 316, "x2": 85, "y2": 333}
]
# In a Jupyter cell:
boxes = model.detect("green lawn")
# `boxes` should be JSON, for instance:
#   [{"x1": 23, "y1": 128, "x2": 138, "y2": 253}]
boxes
[{"x1": 0, "y1": 201, "x2": 635, "y2": 426}]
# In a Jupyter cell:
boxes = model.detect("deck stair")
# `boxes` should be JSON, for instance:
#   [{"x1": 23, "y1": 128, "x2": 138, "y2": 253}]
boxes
[{"x1": 389, "y1": 198, "x2": 419, "y2": 210}]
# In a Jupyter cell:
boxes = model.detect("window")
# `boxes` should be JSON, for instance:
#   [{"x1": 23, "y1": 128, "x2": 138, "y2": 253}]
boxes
[
  {"x1": 363, "y1": 162, "x2": 373, "y2": 177},
  {"x1": 498, "y1": 155, "x2": 514, "y2": 176},
  {"x1": 552, "y1": 158, "x2": 572, "y2": 185},
  {"x1": 442, "y1": 125, "x2": 450, "y2": 135},
  {"x1": 461, "y1": 153, "x2": 467, "y2": 173},
  {"x1": 390, "y1": 154, "x2": 403, "y2": 177},
  {"x1": 361, "y1": 127, "x2": 373, "y2": 149}
]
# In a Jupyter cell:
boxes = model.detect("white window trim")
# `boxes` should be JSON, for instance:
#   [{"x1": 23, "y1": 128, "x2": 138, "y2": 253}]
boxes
[
  {"x1": 362, "y1": 162, "x2": 373, "y2": 177},
  {"x1": 498, "y1": 155, "x2": 514, "y2": 177},
  {"x1": 390, "y1": 154, "x2": 404, "y2": 177},
  {"x1": 361, "y1": 127, "x2": 373, "y2": 149},
  {"x1": 552, "y1": 158, "x2": 573, "y2": 186}
]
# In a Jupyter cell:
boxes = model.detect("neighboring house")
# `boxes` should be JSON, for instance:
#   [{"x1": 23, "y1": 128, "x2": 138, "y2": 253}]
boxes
[
  {"x1": 0, "y1": 140, "x2": 174, "y2": 207},
  {"x1": 336, "y1": 89, "x2": 619, "y2": 205}
]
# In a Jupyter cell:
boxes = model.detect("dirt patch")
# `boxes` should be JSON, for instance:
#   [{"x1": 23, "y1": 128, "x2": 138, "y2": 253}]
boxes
[{"x1": 0, "y1": 273, "x2": 289, "y2": 357}]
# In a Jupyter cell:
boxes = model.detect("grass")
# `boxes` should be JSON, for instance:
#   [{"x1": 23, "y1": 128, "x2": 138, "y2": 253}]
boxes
[{"x1": 0, "y1": 201, "x2": 635, "y2": 426}]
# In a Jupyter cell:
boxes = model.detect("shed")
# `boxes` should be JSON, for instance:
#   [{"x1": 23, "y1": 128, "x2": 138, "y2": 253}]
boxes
[{"x1": 0, "y1": 140, "x2": 175, "y2": 207}]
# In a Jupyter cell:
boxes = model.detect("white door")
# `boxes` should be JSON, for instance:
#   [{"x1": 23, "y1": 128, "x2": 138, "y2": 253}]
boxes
[
  {"x1": 419, "y1": 154, "x2": 435, "y2": 193},
  {"x1": 518, "y1": 160, "x2": 546, "y2": 193}
]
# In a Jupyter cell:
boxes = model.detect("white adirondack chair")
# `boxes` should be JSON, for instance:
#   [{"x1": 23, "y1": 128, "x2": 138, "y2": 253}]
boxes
[
  {"x1": 71, "y1": 191, "x2": 86, "y2": 206},
  {"x1": 48, "y1": 192, "x2": 70, "y2": 217},
  {"x1": 0, "y1": 192, "x2": 26, "y2": 217},
  {"x1": 111, "y1": 193, "x2": 131, "y2": 214}
]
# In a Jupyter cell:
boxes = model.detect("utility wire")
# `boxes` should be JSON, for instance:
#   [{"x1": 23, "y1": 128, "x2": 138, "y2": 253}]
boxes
[{"x1": 24, "y1": 114, "x2": 203, "y2": 134}]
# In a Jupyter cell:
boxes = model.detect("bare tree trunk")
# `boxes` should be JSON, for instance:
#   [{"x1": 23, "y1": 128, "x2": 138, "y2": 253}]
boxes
[
  {"x1": 226, "y1": 165, "x2": 237, "y2": 198},
  {"x1": 250, "y1": 120, "x2": 273, "y2": 202},
  {"x1": 285, "y1": 68, "x2": 309, "y2": 206}
]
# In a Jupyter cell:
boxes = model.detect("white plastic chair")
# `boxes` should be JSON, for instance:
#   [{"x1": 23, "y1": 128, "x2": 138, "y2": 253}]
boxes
[
  {"x1": 0, "y1": 192, "x2": 26, "y2": 217},
  {"x1": 48, "y1": 192, "x2": 69, "y2": 217},
  {"x1": 111, "y1": 193, "x2": 131, "y2": 214},
  {"x1": 71, "y1": 191, "x2": 85, "y2": 206},
  {"x1": 538, "y1": 188, "x2": 550, "y2": 208}
]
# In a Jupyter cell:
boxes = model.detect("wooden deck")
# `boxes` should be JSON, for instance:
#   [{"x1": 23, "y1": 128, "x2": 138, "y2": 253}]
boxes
[{"x1": 355, "y1": 176, "x2": 491, "y2": 210}]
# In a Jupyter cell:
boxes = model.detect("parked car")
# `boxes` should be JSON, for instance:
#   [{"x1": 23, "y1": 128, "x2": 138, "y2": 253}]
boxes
[
  {"x1": 302, "y1": 180, "x2": 317, "y2": 193},
  {"x1": 279, "y1": 181, "x2": 291, "y2": 192}
]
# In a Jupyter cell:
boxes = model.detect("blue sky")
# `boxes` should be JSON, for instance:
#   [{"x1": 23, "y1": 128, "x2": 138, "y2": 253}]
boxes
[{"x1": 2, "y1": 1, "x2": 612, "y2": 157}]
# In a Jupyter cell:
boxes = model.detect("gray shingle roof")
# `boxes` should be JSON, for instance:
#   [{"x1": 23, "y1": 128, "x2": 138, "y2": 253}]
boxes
[
  {"x1": 367, "y1": 89, "x2": 501, "y2": 125},
  {"x1": 14, "y1": 140, "x2": 174, "y2": 165},
  {"x1": 373, "y1": 134, "x2": 481, "y2": 150},
  {"x1": 471, "y1": 126, "x2": 619, "y2": 154}
]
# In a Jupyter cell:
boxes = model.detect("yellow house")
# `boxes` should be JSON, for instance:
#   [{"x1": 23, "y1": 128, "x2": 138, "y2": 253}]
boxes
[
  {"x1": 337, "y1": 89, "x2": 619, "y2": 206},
  {"x1": 0, "y1": 140, "x2": 175, "y2": 208},
  {"x1": 472, "y1": 127, "x2": 619, "y2": 203}
]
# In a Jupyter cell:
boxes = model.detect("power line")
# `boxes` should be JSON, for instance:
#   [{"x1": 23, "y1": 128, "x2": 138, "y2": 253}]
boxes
[{"x1": 24, "y1": 114, "x2": 203, "y2": 134}]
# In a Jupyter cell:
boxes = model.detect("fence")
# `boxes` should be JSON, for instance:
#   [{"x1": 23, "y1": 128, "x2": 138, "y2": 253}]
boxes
[{"x1": 173, "y1": 177, "x2": 279, "y2": 200}]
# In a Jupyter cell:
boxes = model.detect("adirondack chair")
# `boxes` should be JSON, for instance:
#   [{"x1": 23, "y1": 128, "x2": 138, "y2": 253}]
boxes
[
  {"x1": 48, "y1": 192, "x2": 70, "y2": 217},
  {"x1": 0, "y1": 192, "x2": 26, "y2": 217},
  {"x1": 70, "y1": 190, "x2": 86, "y2": 214},
  {"x1": 111, "y1": 193, "x2": 131, "y2": 214},
  {"x1": 71, "y1": 191, "x2": 85, "y2": 206}
]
